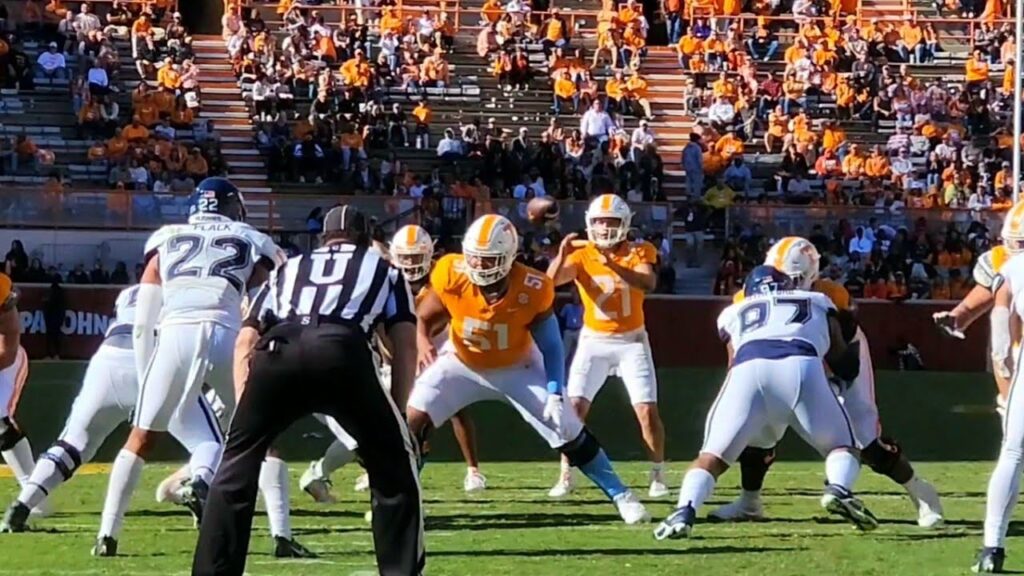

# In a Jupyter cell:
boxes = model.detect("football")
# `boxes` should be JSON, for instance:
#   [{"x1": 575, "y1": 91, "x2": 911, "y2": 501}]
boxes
[{"x1": 526, "y1": 197, "x2": 559, "y2": 224}]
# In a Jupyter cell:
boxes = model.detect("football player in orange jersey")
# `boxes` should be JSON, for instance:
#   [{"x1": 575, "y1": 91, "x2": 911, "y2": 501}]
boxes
[
  {"x1": 710, "y1": 237, "x2": 943, "y2": 527},
  {"x1": 0, "y1": 273, "x2": 47, "y2": 517},
  {"x1": 934, "y1": 200, "x2": 1024, "y2": 425},
  {"x1": 299, "y1": 225, "x2": 490, "y2": 499},
  {"x1": 545, "y1": 194, "x2": 668, "y2": 499},
  {"x1": 408, "y1": 214, "x2": 650, "y2": 524}
]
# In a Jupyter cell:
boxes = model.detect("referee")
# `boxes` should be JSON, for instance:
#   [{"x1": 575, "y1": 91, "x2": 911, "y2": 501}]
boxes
[{"x1": 192, "y1": 205, "x2": 423, "y2": 576}]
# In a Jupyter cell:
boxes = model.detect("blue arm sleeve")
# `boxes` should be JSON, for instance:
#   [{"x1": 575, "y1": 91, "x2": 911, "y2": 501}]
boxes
[{"x1": 530, "y1": 313, "x2": 565, "y2": 395}]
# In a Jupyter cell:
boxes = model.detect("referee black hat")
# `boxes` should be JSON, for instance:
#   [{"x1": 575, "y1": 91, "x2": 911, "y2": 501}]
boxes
[{"x1": 322, "y1": 204, "x2": 368, "y2": 241}]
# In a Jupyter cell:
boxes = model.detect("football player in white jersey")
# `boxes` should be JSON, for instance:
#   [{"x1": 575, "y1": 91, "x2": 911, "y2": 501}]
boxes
[
  {"x1": 299, "y1": 224, "x2": 489, "y2": 501},
  {"x1": 710, "y1": 237, "x2": 942, "y2": 527},
  {"x1": 92, "y1": 177, "x2": 285, "y2": 556},
  {"x1": 973, "y1": 251, "x2": 1024, "y2": 573},
  {"x1": 0, "y1": 286, "x2": 229, "y2": 540},
  {"x1": 654, "y1": 266, "x2": 876, "y2": 540}
]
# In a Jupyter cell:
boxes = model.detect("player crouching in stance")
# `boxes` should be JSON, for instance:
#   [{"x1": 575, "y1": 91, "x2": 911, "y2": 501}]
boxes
[
  {"x1": 0, "y1": 273, "x2": 47, "y2": 518},
  {"x1": 407, "y1": 214, "x2": 649, "y2": 524},
  {"x1": 546, "y1": 194, "x2": 668, "y2": 499},
  {"x1": 934, "y1": 200, "x2": 1024, "y2": 427},
  {"x1": 299, "y1": 225, "x2": 488, "y2": 501},
  {"x1": 655, "y1": 265, "x2": 876, "y2": 540},
  {"x1": 972, "y1": 251, "x2": 1024, "y2": 573},
  {"x1": 709, "y1": 237, "x2": 943, "y2": 528}
]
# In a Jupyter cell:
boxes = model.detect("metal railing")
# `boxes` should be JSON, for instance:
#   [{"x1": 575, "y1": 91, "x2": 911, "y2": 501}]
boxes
[{"x1": 724, "y1": 204, "x2": 1004, "y2": 238}]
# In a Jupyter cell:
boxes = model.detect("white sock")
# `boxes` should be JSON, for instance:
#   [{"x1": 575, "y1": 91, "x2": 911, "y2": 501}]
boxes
[
  {"x1": 676, "y1": 468, "x2": 716, "y2": 512},
  {"x1": 98, "y1": 450, "x2": 144, "y2": 538},
  {"x1": 984, "y1": 446, "x2": 1024, "y2": 548},
  {"x1": 739, "y1": 489, "x2": 762, "y2": 505},
  {"x1": 825, "y1": 450, "x2": 860, "y2": 491},
  {"x1": 18, "y1": 460, "x2": 59, "y2": 510},
  {"x1": 650, "y1": 462, "x2": 665, "y2": 476},
  {"x1": 317, "y1": 440, "x2": 355, "y2": 479},
  {"x1": 259, "y1": 457, "x2": 291, "y2": 539},
  {"x1": 560, "y1": 457, "x2": 571, "y2": 474},
  {"x1": 189, "y1": 441, "x2": 223, "y2": 486},
  {"x1": 2, "y1": 437, "x2": 36, "y2": 486}
]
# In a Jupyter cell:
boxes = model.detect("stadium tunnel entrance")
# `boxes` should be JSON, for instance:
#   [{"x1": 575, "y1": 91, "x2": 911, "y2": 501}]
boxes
[{"x1": 179, "y1": 0, "x2": 221, "y2": 35}]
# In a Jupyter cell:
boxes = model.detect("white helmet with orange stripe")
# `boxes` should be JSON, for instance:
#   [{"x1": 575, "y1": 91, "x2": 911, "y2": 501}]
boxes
[
  {"x1": 462, "y1": 214, "x2": 519, "y2": 286},
  {"x1": 586, "y1": 193, "x2": 633, "y2": 249},
  {"x1": 390, "y1": 224, "x2": 434, "y2": 282},
  {"x1": 1001, "y1": 200, "x2": 1024, "y2": 254},
  {"x1": 764, "y1": 236, "x2": 821, "y2": 290}
]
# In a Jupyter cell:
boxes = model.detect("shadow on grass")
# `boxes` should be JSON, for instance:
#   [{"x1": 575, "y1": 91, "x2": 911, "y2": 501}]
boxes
[{"x1": 429, "y1": 545, "x2": 803, "y2": 558}]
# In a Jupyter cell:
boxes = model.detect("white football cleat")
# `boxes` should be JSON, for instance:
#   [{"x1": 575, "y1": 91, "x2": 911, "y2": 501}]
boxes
[
  {"x1": 648, "y1": 468, "x2": 670, "y2": 498},
  {"x1": 906, "y1": 477, "x2": 944, "y2": 528},
  {"x1": 464, "y1": 469, "x2": 487, "y2": 493},
  {"x1": 548, "y1": 469, "x2": 576, "y2": 498},
  {"x1": 708, "y1": 495, "x2": 765, "y2": 521},
  {"x1": 155, "y1": 464, "x2": 191, "y2": 505},
  {"x1": 614, "y1": 490, "x2": 651, "y2": 525},
  {"x1": 354, "y1": 472, "x2": 370, "y2": 492},
  {"x1": 299, "y1": 462, "x2": 337, "y2": 504}
]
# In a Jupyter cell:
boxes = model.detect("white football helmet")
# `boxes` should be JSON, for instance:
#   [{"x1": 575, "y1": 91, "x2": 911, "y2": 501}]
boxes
[
  {"x1": 1002, "y1": 200, "x2": 1024, "y2": 254},
  {"x1": 390, "y1": 224, "x2": 434, "y2": 282},
  {"x1": 764, "y1": 236, "x2": 821, "y2": 290},
  {"x1": 462, "y1": 214, "x2": 519, "y2": 286},
  {"x1": 586, "y1": 194, "x2": 633, "y2": 248}
]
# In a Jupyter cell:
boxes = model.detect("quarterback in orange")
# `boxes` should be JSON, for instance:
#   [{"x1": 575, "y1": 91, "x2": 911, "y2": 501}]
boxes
[
  {"x1": 407, "y1": 214, "x2": 650, "y2": 524},
  {"x1": 0, "y1": 272, "x2": 40, "y2": 516},
  {"x1": 545, "y1": 194, "x2": 667, "y2": 499}
]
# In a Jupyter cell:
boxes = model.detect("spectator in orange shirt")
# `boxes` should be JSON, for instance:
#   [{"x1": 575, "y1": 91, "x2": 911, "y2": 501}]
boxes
[
  {"x1": 540, "y1": 8, "x2": 569, "y2": 56},
  {"x1": 340, "y1": 49, "x2": 373, "y2": 96},
  {"x1": 552, "y1": 69, "x2": 578, "y2": 115},
  {"x1": 865, "y1": 145, "x2": 891, "y2": 179},
  {"x1": 604, "y1": 70, "x2": 627, "y2": 115},
  {"x1": 421, "y1": 48, "x2": 451, "y2": 88},
  {"x1": 157, "y1": 58, "x2": 181, "y2": 92},
  {"x1": 313, "y1": 30, "x2": 337, "y2": 64},
  {"x1": 130, "y1": 13, "x2": 155, "y2": 59},
  {"x1": 625, "y1": 72, "x2": 653, "y2": 120},
  {"x1": 965, "y1": 49, "x2": 990, "y2": 89},
  {"x1": 764, "y1": 105, "x2": 788, "y2": 152},
  {"x1": 412, "y1": 100, "x2": 431, "y2": 149},
  {"x1": 621, "y1": 21, "x2": 646, "y2": 68},
  {"x1": 676, "y1": 28, "x2": 703, "y2": 69},
  {"x1": 185, "y1": 147, "x2": 210, "y2": 180},
  {"x1": 481, "y1": 0, "x2": 502, "y2": 24},
  {"x1": 841, "y1": 143, "x2": 866, "y2": 177},
  {"x1": 898, "y1": 16, "x2": 926, "y2": 63},
  {"x1": 122, "y1": 116, "x2": 151, "y2": 142}
]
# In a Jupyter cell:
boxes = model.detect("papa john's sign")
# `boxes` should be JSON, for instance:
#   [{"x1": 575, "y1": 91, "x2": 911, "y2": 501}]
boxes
[{"x1": 15, "y1": 285, "x2": 120, "y2": 359}]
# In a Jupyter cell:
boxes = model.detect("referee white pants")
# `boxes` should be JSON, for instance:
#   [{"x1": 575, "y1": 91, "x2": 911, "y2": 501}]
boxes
[
  {"x1": 701, "y1": 355, "x2": 857, "y2": 464},
  {"x1": 134, "y1": 321, "x2": 237, "y2": 433}
]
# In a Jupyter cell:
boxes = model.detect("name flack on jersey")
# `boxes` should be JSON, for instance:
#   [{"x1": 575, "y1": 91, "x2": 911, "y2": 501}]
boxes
[
  {"x1": 430, "y1": 254, "x2": 553, "y2": 370},
  {"x1": 145, "y1": 213, "x2": 284, "y2": 326},
  {"x1": 717, "y1": 290, "x2": 836, "y2": 357}
]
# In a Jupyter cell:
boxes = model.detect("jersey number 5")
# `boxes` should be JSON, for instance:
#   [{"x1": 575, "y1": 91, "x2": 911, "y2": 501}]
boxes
[
  {"x1": 592, "y1": 274, "x2": 631, "y2": 320},
  {"x1": 461, "y1": 318, "x2": 509, "y2": 351}
]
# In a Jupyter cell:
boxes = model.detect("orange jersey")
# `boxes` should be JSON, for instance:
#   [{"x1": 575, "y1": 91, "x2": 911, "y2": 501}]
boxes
[
  {"x1": 431, "y1": 255, "x2": 553, "y2": 370},
  {"x1": 0, "y1": 272, "x2": 12, "y2": 308},
  {"x1": 567, "y1": 241, "x2": 656, "y2": 333}
]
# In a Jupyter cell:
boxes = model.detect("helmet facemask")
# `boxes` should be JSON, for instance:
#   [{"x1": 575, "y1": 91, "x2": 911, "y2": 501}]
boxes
[
  {"x1": 586, "y1": 215, "x2": 630, "y2": 248},
  {"x1": 462, "y1": 249, "x2": 514, "y2": 286}
]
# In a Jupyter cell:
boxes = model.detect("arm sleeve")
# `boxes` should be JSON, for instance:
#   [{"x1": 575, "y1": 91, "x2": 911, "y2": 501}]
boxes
[
  {"x1": 530, "y1": 312, "x2": 565, "y2": 394},
  {"x1": 384, "y1": 269, "x2": 416, "y2": 329}
]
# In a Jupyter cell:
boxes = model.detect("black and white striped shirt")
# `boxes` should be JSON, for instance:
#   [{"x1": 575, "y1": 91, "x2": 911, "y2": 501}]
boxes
[{"x1": 245, "y1": 243, "x2": 415, "y2": 336}]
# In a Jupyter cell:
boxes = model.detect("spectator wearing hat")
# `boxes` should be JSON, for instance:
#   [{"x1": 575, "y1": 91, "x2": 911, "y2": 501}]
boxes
[{"x1": 36, "y1": 41, "x2": 65, "y2": 79}]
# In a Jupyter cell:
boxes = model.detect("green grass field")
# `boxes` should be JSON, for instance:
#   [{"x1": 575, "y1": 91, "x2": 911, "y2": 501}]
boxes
[{"x1": 0, "y1": 460, "x2": 1013, "y2": 576}]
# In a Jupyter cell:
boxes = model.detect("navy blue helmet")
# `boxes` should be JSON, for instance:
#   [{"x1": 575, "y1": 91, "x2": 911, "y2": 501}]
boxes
[
  {"x1": 743, "y1": 265, "x2": 795, "y2": 296},
  {"x1": 189, "y1": 177, "x2": 247, "y2": 221}
]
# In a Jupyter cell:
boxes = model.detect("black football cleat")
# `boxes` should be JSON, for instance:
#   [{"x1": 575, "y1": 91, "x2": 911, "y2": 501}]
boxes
[
  {"x1": 820, "y1": 483, "x2": 878, "y2": 531},
  {"x1": 653, "y1": 504, "x2": 696, "y2": 540},
  {"x1": 973, "y1": 547, "x2": 1006, "y2": 573},
  {"x1": 91, "y1": 536, "x2": 118, "y2": 557},
  {"x1": 178, "y1": 478, "x2": 210, "y2": 527},
  {"x1": 0, "y1": 502, "x2": 30, "y2": 533},
  {"x1": 273, "y1": 536, "x2": 318, "y2": 558}
]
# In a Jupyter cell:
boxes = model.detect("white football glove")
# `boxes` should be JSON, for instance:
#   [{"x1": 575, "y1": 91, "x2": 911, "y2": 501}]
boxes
[
  {"x1": 543, "y1": 393, "x2": 564, "y2": 438},
  {"x1": 932, "y1": 311, "x2": 965, "y2": 340}
]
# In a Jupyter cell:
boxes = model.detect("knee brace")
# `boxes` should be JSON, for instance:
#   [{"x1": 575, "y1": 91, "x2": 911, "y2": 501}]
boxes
[
  {"x1": 861, "y1": 436, "x2": 913, "y2": 484},
  {"x1": 41, "y1": 440, "x2": 83, "y2": 480},
  {"x1": 737, "y1": 446, "x2": 776, "y2": 492},
  {"x1": 558, "y1": 428, "x2": 601, "y2": 468},
  {"x1": 0, "y1": 417, "x2": 25, "y2": 452}
]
